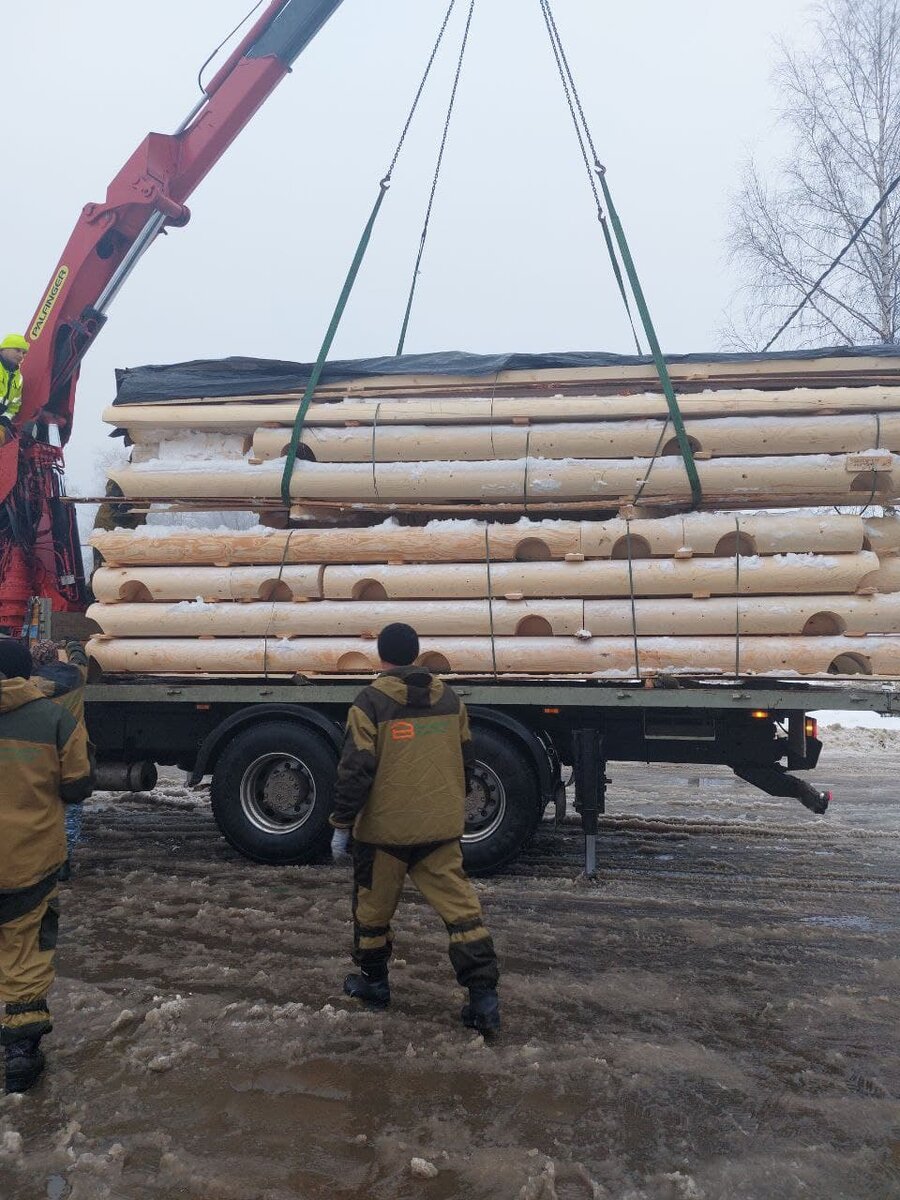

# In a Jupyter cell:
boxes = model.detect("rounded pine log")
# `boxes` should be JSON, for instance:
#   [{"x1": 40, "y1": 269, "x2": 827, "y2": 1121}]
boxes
[
  {"x1": 87, "y1": 599, "x2": 586, "y2": 638},
  {"x1": 91, "y1": 565, "x2": 323, "y2": 603},
  {"x1": 108, "y1": 454, "x2": 900, "y2": 506},
  {"x1": 90, "y1": 512, "x2": 872, "y2": 568},
  {"x1": 584, "y1": 593, "x2": 900, "y2": 635},
  {"x1": 86, "y1": 634, "x2": 900, "y2": 677},
  {"x1": 859, "y1": 556, "x2": 900, "y2": 593},
  {"x1": 863, "y1": 516, "x2": 900, "y2": 556},
  {"x1": 90, "y1": 519, "x2": 584, "y2": 567},
  {"x1": 104, "y1": 385, "x2": 900, "y2": 433},
  {"x1": 249, "y1": 413, "x2": 900, "y2": 464},
  {"x1": 87, "y1": 592, "x2": 900, "y2": 638},
  {"x1": 323, "y1": 552, "x2": 878, "y2": 601},
  {"x1": 581, "y1": 512, "x2": 866, "y2": 558}
]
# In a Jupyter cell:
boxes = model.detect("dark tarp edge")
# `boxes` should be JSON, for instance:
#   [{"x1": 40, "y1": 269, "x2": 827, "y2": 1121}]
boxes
[{"x1": 113, "y1": 344, "x2": 900, "y2": 405}]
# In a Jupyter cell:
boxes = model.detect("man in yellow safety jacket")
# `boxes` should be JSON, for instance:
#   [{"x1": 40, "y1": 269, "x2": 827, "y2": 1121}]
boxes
[
  {"x1": 0, "y1": 334, "x2": 28, "y2": 440},
  {"x1": 330, "y1": 623, "x2": 500, "y2": 1036}
]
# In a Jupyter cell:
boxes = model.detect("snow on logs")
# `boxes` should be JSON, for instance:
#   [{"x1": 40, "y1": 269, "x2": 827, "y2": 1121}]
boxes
[
  {"x1": 248, "y1": 413, "x2": 900, "y2": 463},
  {"x1": 91, "y1": 363, "x2": 900, "y2": 679},
  {"x1": 108, "y1": 452, "x2": 900, "y2": 509},
  {"x1": 89, "y1": 513, "x2": 870, "y2": 567}
]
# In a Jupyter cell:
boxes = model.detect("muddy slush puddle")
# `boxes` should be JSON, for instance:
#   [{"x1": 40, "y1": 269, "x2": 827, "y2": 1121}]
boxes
[{"x1": 1, "y1": 726, "x2": 899, "y2": 1199}]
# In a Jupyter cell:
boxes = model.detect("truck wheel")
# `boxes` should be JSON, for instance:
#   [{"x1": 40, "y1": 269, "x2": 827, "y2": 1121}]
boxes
[
  {"x1": 210, "y1": 722, "x2": 336, "y2": 865},
  {"x1": 463, "y1": 727, "x2": 541, "y2": 876}
]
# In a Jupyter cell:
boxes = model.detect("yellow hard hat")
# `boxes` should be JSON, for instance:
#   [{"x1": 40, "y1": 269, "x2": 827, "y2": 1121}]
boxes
[{"x1": 0, "y1": 334, "x2": 29, "y2": 352}]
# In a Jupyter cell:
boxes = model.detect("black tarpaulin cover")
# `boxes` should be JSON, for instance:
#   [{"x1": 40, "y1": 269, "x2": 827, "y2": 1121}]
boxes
[{"x1": 113, "y1": 344, "x2": 900, "y2": 405}]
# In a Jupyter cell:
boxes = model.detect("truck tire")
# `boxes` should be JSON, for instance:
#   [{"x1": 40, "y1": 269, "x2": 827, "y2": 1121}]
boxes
[
  {"x1": 210, "y1": 722, "x2": 336, "y2": 865},
  {"x1": 463, "y1": 727, "x2": 542, "y2": 876}
]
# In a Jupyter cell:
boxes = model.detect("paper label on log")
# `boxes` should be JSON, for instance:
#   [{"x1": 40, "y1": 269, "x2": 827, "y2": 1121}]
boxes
[{"x1": 846, "y1": 452, "x2": 894, "y2": 471}]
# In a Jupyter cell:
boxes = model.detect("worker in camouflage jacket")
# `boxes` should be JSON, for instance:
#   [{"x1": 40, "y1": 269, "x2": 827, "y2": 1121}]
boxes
[
  {"x1": 0, "y1": 638, "x2": 92, "y2": 1093},
  {"x1": 330, "y1": 623, "x2": 500, "y2": 1036},
  {"x1": 32, "y1": 639, "x2": 93, "y2": 879}
]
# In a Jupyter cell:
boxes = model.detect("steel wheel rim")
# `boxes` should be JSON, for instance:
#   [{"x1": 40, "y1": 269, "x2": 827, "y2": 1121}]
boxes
[
  {"x1": 239, "y1": 752, "x2": 316, "y2": 834},
  {"x1": 464, "y1": 761, "x2": 507, "y2": 844}
]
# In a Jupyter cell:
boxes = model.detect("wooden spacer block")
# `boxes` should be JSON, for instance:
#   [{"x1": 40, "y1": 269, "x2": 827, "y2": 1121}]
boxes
[
  {"x1": 674, "y1": 547, "x2": 694, "y2": 559},
  {"x1": 564, "y1": 552, "x2": 585, "y2": 562},
  {"x1": 503, "y1": 592, "x2": 524, "y2": 601}
]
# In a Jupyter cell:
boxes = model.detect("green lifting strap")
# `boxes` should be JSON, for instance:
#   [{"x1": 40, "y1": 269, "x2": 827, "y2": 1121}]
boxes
[
  {"x1": 280, "y1": 184, "x2": 388, "y2": 505},
  {"x1": 596, "y1": 168, "x2": 703, "y2": 508},
  {"x1": 279, "y1": 0, "x2": 462, "y2": 505}
]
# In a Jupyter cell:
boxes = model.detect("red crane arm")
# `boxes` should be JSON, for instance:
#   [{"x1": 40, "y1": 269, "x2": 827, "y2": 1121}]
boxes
[{"x1": 16, "y1": 0, "x2": 347, "y2": 438}]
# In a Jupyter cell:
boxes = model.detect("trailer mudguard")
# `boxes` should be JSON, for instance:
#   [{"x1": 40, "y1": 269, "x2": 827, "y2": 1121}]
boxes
[
  {"x1": 189, "y1": 703, "x2": 343, "y2": 784},
  {"x1": 466, "y1": 705, "x2": 556, "y2": 809}
]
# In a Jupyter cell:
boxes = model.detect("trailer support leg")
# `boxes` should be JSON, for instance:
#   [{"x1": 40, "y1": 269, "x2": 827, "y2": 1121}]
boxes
[{"x1": 572, "y1": 728, "x2": 606, "y2": 878}]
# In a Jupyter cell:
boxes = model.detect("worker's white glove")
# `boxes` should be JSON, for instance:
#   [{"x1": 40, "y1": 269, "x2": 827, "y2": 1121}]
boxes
[{"x1": 331, "y1": 828, "x2": 352, "y2": 864}]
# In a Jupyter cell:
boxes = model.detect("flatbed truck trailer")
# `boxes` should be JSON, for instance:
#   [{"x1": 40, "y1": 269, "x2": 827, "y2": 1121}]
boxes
[{"x1": 82, "y1": 674, "x2": 900, "y2": 874}]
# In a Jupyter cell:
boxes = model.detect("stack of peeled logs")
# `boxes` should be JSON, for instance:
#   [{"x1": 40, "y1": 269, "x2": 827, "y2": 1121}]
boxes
[{"x1": 87, "y1": 356, "x2": 900, "y2": 679}]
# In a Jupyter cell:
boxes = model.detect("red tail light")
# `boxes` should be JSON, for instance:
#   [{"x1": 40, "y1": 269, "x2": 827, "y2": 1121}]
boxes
[{"x1": 805, "y1": 718, "x2": 818, "y2": 739}]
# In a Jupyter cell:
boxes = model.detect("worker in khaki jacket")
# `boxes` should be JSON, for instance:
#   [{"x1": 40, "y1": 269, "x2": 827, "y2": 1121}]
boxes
[
  {"x1": 0, "y1": 638, "x2": 92, "y2": 1093},
  {"x1": 32, "y1": 640, "x2": 93, "y2": 879},
  {"x1": 330, "y1": 623, "x2": 500, "y2": 1036}
]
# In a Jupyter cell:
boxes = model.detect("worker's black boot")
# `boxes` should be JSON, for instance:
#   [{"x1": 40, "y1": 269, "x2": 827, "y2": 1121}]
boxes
[
  {"x1": 343, "y1": 971, "x2": 390, "y2": 1010},
  {"x1": 4, "y1": 1037, "x2": 46, "y2": 1094},
  {"x1": 461, "y1": 987, "x2": 501, "y2": 1037}
]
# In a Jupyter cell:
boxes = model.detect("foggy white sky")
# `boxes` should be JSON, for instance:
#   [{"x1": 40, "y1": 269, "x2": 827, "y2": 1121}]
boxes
[{"x1": 8, "y1": 0, "x2": 813, "y2": 493}]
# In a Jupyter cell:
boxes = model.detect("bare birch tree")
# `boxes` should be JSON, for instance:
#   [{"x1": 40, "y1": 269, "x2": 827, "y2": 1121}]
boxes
[{"x1": 727, "y1": 0, "x2": 900, "y2": 349}]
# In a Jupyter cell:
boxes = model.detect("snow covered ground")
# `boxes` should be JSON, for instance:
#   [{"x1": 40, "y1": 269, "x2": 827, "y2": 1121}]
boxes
[{"x1": 1, "y1": 734, "x2": 898, "y2": 1200}]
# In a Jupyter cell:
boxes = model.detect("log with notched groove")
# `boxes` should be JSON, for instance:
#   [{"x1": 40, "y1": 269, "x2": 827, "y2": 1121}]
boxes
[
  {"x1": 248, "y1": 413, "x2": 900, "y2": 463},
  {"x1": 108, "y1": 453, "x2": 900, "y2": 507},
  {"x1": 90, "y1": 553, "x2": 878, "y2": 604},
  {"x1": 86, "y1": 594, "x2": 900, "y2": 638},
  {"x1": 89, "y1": 512, "x2": 873, "y2": 566},
  {"x1": 89, "y1": 349, "x2": 900, "y2": 680},
  {"x1": 85, "y1": 635, "x2": 900, "y2": 677}
]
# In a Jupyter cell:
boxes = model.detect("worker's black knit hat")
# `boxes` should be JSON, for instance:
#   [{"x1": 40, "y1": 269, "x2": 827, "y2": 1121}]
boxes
[
  {"x1": 0, "y1": 637, "x2": 33, "y2": 680},
  {"x1": 377, "y1": 623, "x2": 420, "y2": 667}
]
